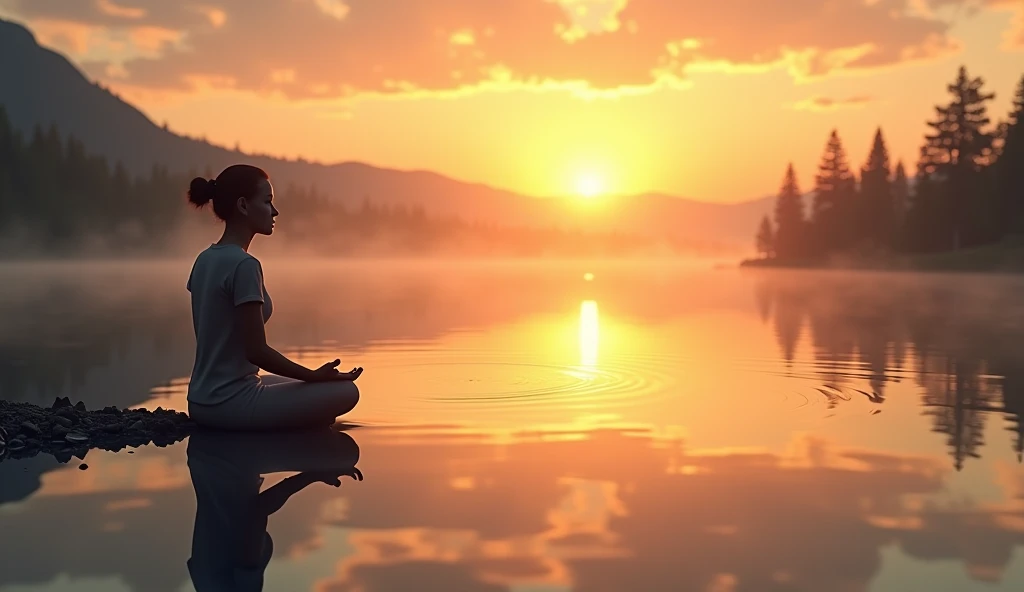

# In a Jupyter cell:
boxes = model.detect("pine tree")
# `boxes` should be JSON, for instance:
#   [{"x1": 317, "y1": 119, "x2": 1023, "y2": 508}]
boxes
[
  {"x1": 773, "y1": 163, "x2": 806, "y2": 261},
  {"x1": 918, "y1": 66, "x2": 996, "y2": 249},
  {"x1": 995, "y1": 74, "x2": 1024, "y2": 236},
  {"x1": 892, "y1": 160, "x2": 909, "y2": 223},
  {"x1": 859, "y1": 127, "x2": 893, "y2": 248},
  {"x1": 811, "y1": 130, "x2": 857, "y2": 252},
  {"x1": 755, "y1": 215, "x2": 775, "y2": 259}
]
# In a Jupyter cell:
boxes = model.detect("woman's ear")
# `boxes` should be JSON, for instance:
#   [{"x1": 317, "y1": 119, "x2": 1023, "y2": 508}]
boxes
[{"x1": 236, "y1": 196, "x2": 248, "y2": 216}]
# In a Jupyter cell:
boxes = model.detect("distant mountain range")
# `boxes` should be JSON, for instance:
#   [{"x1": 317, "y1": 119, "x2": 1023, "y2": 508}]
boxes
[{"x1": 0, "y1": 18, "x2": 772, "y2": 252}]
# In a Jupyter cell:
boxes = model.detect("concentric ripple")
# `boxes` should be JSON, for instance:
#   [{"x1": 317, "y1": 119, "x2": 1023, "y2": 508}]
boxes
[{"x1": 366, "y1": 347, "x2": 678, "y2": 410}]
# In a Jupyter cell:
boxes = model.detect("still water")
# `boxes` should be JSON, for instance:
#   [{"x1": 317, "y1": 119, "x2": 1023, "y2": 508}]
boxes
[{"x1": 2, "y1": 260, "x2": 1024, "y2": 591}]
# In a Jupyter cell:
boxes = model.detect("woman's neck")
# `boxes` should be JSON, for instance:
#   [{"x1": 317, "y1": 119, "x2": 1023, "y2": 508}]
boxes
[{"x1": 216, "y1": 224, "x2": 255, "y2": 252}]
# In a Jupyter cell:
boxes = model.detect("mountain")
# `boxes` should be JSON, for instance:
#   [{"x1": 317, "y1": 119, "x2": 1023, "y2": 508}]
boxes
[{"x1": 0, "y1": 18, "x2": 771, "y2": 251}]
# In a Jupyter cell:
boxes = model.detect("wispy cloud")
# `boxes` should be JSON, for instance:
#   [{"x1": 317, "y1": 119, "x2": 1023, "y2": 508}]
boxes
[{"x1": 793, "y1": 95, "x2": 875, "y2": 111}]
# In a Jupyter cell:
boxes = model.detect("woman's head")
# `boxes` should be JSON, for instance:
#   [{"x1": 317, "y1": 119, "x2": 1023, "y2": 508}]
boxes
[{"x1": 188, "y1": 164, "x2": 278, "y2": 235}]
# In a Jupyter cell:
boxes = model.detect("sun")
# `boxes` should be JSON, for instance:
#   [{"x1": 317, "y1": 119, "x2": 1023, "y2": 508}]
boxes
[{"x1": 575, "y1": 173, "x2": 605, "y2": 199}]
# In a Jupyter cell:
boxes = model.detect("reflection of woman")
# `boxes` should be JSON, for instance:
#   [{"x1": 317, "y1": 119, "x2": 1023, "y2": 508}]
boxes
[
  {"x1": 185, "y1": 164, "x2": 362, "y2": 430},
  {"x1": 186, "y1": 428, "x2": 362, "y2": 591}
]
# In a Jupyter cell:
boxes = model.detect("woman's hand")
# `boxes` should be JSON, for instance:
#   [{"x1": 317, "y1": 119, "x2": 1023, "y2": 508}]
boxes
[
  {"x1": 307, "y1": 359, "x2": 364, "y2": 382},
  {"x1": 305, "y1": 468, "x2": 364, "y2": 487}
]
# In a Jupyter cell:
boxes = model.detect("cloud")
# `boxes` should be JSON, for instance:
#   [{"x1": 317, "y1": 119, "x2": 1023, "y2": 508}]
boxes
[
  {"x1": 314, "y1": 0, "x2": 350, "y2": 21},
  {"x1": 0, "y1": 0, "x2": 1009, "y2": 98},
  {"x1": 929, "y1": 0, "x2": 1024, "y2": 48},
  {"x1": 96, "y1": 0, "x2": 145, "y2": 20},
  {"x1": 991, "y1": 0, "x2": 1024, "y2": 49},
  {"x1": 794, "y1": 94, "x2": 875, "y2": 111}
]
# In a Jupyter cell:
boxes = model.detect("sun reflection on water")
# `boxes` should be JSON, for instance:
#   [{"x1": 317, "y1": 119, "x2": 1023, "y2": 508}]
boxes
[{"x1": 579, "y1": 300, "x2": 599, "y2": 369}]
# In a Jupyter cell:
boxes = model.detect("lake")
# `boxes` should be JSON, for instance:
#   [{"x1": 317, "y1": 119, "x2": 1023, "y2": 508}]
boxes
[{"x1": 2, "y1": 260, "x2": 1024, "y2": 591}]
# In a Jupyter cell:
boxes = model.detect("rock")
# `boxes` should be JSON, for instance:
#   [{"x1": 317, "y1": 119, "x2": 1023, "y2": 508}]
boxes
[
  {"x1": 78, "y1": 463, "x2": 88, "y2": 470},
  {"x1": 53, "y1": 416, "x2": 73, "y2": 428},
  {"x1": 19, "y1": 421, "x2": 41, "y2": 436},
  {"x1": 65, "y1": 433, "x2": 89, "y2": 445},
  {"x1": 51, "y1": 397, "x2": 72, "y2": 409},
  {"x1": 8, "y1": 439, "x2": 25, "y2": 451},
  {"x1": 103, "y1": 423, "x2": 123, "y2": 434},
  {"x1": 55, "y1": 408, "x2": 79, "y2": 424},
  {"x1": 128, "y1": 420, "x2": 145, "y2": 431},
  {"x1": 74, "y1": 401, "x2": 87, "y2": 412},
  {"x1": 51, "y1": 425, "x2": 70, "y2": 439}
]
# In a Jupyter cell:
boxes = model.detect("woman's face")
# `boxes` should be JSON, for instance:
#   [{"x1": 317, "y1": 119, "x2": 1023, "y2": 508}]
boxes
[{"x1": 241, "y1": 179, "x2": 279, "y2": 235}]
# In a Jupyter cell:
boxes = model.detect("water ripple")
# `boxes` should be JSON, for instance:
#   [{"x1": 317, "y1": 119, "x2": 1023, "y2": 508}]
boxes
[{"x1": 367, "y1": 348, "x2": 677, "y2": 409}]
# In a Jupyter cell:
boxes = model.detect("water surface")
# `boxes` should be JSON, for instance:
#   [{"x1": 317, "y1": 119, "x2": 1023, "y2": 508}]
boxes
[{"x1": 2, "y1": 261, "x2": 1024, "y2": 591}]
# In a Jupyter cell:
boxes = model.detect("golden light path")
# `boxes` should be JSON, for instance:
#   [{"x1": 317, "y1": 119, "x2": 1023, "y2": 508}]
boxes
[{"x1": 579, "y1": 299, "x2": 599, "y2": 368}]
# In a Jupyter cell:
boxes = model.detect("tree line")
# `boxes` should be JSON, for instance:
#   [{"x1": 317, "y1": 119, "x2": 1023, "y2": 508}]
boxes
[
  {"x1": 755, "y1": 66, "x2": 1024, "y2": 262},
  {"x1": 0, "y1": 106, "x2": 654, "y2": 257}
]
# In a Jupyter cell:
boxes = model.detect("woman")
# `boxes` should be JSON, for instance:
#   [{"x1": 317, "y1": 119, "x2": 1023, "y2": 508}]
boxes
[{"x1": 185, "y1": 164, "x2": 362, "y2": 430}]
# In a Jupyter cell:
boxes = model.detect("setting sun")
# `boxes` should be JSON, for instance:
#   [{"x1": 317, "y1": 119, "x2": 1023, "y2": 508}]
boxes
[{"x1": 575, "y1": 173, "x2": 605, "y2": 199}]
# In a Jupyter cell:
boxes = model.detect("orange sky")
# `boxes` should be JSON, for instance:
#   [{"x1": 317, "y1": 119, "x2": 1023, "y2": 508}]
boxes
[{"x1": 1, "y1": 0, "x2": 1022, "y2": 202}]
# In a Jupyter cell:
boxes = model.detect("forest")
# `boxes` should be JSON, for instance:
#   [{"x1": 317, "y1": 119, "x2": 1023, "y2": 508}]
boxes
[{"x1": 753, "y1": 66, "x2": 1024, "y2": 265}]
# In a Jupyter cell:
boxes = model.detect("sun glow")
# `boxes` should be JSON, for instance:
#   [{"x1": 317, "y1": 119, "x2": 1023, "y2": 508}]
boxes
[{"x1": 575, "y1": 172, "x2": 605, "y2": 199}]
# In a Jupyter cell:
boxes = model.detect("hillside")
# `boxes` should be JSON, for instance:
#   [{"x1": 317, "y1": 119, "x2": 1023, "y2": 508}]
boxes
[{"x1": 0, "y1": 18, "x2": 771, "y2": 251}]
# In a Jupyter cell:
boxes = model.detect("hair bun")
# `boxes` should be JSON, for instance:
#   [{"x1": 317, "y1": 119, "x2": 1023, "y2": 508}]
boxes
[{"x1": 187, "y1": 177, "x2": 216, "y2": 207}]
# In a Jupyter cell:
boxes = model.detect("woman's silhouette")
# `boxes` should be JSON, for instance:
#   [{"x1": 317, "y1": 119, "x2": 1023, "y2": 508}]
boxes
[
  {"x1": 186, "y1": 428, "x2": 362, "y2": 591},
  {"x1": 185, "y1": 165, "x2": 362, "y2": 430}
]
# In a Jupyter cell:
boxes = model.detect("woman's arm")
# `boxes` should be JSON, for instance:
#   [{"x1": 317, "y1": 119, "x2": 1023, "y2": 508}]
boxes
[
  {"x1": 238, "y1": 302, "x2": 327, "y2": 381},
  {"x1": 256, "y1": 468, "x2": 363, "y2": 516}
]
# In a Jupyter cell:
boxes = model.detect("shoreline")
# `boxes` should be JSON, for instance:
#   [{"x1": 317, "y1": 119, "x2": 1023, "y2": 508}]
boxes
[
  {"x1": 0, "y1": 398, "x2": 195, "y2": 465},
  {"x1": 740, "y1": 243, "x2": 1024, "y2": 275}
]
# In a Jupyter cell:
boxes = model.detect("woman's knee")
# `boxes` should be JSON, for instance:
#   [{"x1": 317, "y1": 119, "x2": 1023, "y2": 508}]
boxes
[{"x1": 336, "y1": 381, "x2": 359, "y2": 414}]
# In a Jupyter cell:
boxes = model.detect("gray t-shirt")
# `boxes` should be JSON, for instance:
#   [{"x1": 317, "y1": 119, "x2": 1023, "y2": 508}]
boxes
[{"x1": 187, "y1": 244, "x2": 273, "y2": 406}]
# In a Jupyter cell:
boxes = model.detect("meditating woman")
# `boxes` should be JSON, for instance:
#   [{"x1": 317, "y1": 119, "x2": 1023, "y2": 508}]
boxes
[{"x1": 185, "y1": 164, "x2": 362, "y2": 430}]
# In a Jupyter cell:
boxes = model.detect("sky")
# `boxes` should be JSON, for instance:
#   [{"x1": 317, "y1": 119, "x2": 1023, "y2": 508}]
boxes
[{"x1": 0, "y1": 0, "x2": 1022, "y2": 203}]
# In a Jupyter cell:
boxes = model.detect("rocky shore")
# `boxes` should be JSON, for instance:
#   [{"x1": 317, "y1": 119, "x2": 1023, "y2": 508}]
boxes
[{"x1": 0, "y1": 397, "x2": 196, "y2": 464}]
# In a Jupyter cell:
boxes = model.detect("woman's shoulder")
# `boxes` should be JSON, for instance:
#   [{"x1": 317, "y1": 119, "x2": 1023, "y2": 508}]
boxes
[{"x1": 192, "y1": 245, "x2": 262, "y2": 277}]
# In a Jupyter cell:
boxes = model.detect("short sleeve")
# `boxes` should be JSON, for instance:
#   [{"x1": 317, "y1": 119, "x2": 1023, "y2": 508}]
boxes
[{"x1": 232, "y1": 257, "x2": 265, "y2": 307}]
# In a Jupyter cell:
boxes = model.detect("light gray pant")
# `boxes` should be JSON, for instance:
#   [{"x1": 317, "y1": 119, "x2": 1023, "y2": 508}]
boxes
[{"x1": 188, "y1": 375, "x2": 360, "y2": 431}]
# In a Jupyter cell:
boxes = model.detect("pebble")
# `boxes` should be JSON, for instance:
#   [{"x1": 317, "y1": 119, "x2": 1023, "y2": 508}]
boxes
[
  {"x1": 51, "y1": 425, "x2": 70, "y2": 439},
  {"x1": 78, "y1": 463, "x2": 88, "y2": 470},
  {"x1": 19, "y1": 421, "x2": 41, "y2": 436},
  {"x1": 128, "y1": 420, "x2": 145, "y2": 431},
  {"x1": 65, "y1": 433, "x2": 89, "y2": 445},
  {"x1": 53, "y1": 416, "x2": 73, "y2": 428},
  {"x1": 55, "y1": 408, "x2": 79, "y2": 424}
]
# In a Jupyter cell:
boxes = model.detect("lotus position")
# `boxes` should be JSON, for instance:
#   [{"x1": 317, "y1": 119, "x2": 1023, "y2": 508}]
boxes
[{"x1": 185, "y1": 164, "x2": 361, "y2": 430}]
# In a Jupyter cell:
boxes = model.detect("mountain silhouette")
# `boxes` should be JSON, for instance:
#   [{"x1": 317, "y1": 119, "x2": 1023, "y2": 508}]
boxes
[{"x1": 0, "y1": 18, "x2": 770, "y2": 250}]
